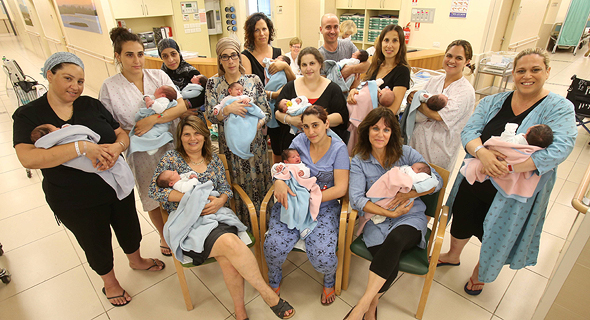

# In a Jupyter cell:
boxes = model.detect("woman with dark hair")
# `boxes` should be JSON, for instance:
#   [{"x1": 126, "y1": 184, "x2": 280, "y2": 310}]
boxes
[
  {"x1": 347, "y1": 25, "x2": 411, "y2": 114},
  {"x1": 273, "y1": 47, "x2": 349, "y2": 155},
  {"x1": 149, "y1": 115, "x2": 295, "y2": 320},
  {"x1": 406, "y1": 39, "x2": 476, "y2": 172},
  {"x1": 99, "y1": 27, "x2": 187, "y2": 257},
  {"x1": 346, "y1": 107, "x2": 442, "y2": 320},
  {"x1": 264, "y1": 105, "x2": 349, "y2": 305},
  {"x1": 157, "y1": 38, "x2": 206, "y2": 122},
  {"x1": 241, "y1": 12, "x2": 296, "y2": 84},
  {"x1": 14, "y1": 52, "x2": 165, "y2": 308}
]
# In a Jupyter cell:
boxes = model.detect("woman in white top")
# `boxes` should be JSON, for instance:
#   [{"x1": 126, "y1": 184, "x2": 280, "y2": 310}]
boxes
[
  {"x1": 284, "y1": 37, "x2": 302, "y2": 76},
  {"x1": 99, "y1": 27, "x2": 187, "y2": 257},
  {"x1": 406, "y1": 39, "x2": 476, "y2": 172}
]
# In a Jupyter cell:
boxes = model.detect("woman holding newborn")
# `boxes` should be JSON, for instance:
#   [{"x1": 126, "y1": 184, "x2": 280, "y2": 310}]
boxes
[
  {"x1": 99, "y1": 27, "x2": 187, "y2": 257},
  {"x1": 205, "y1": 37, "x2": 271, "y2": 226},
  {"x1": 264, "y1": 106, "x2": 349, "y2": 305},
  {"x1": 149, "y1": 115, "x2": 294, "y2": 320},
  {"x1": 13, "y1": 52, "x2": 165, "y2": 307},
  {"x1": 438, "y1": 48, "x2": 576, "y2": 296},
  {"x1": 345, "y1": 107, "x2": 441, "y2": 320},
  {"x1": 347, "y1": 24, "x2": 411, "y2": 114},
  {"x1": 406, "y1": 39, "x2": 476, "y2": 172}
]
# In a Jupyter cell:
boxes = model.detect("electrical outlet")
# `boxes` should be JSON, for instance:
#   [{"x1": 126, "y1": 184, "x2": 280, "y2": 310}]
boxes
[{"x1": 433, "y1": 42, "x2": 440, "y2": 48}]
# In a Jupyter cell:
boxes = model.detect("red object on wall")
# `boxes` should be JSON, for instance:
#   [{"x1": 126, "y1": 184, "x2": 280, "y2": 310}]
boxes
[{"x1": 403, "y1": 23, "x2": 411, "y2": 44}]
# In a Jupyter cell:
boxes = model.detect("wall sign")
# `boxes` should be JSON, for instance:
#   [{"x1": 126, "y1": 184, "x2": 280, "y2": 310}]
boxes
[{"x1": 450, "y1": 0, "x2": 469, "y2": 18}]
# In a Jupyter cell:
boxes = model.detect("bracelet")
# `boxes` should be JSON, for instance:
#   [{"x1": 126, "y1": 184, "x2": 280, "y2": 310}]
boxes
[
  {"x1": 82, "y1": 141, "x2": 87, "y2": 156},
  {"x1": 118, "y1": 141, "x2": 126, "y2": 150},
  {"x1": 157, "y1": 113, "x2": 164, "y2": 118},
  {"x1": 507, "y1": 163, "x2": 514, "y2": 173},
  {"x1": 74, "y1": 141, "x2": 81, "y2": 156},
  {"x1": 474, "y1": 145, "x2": 485, "y2": 157}
]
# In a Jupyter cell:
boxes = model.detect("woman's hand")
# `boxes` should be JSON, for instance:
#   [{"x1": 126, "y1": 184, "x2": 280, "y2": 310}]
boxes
[
  {"x1": 386, "y1": 192, "x2": 412, "y2": 210},
  {"x1": 201, "y1": 196, "x2": 226, "y2": 215},
  {"x1": 385, "y1": 199, "x2": 414, "y2": 218},
  {"x1": 99, "y1": 143, "x2": 123, "y2": 168},
  {"x1": 268, "y1": 61, "x2": 289, "y2": 75},
  {"x1": 274, "y1": 180, "x2": 295, "y2": 209},
  {"x1": 347, "y1": 89, "x2": 359, "y2": 104},
  {"x1": 224, "y1": 100, "x2": 249, "y2": 118},
  {"x1": 406, "y1": 90, "x2": 417, "y2": 105},
  {"x1": 84, "y1": 142, "x2": 114, "y2": 171},
  {"x1": 134, "y1": 115, "x2": 158, "y2": 136},
  {"x1": 478, "y1": 148, "x2": 509, "y2": 178}
]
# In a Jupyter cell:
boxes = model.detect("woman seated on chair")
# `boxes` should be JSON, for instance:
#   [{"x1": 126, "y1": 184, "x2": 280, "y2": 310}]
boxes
[
  {"x1": 264, "y1": 105, "x2": 350, "y2": 306},
  {"x1": 148, "y1": 115, "x2": 294, "y2": 320},
  {"x1": 345, "y1": 107, "x2": 442, "y2": 320}
]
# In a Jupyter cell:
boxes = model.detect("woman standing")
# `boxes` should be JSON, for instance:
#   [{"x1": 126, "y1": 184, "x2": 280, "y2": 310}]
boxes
[
  {"x1": 438, "y1": 48, "x2": 576, "y2": 295},
  {"x1": 205, "y1": 37, "x2": 271, "y2": 226},
  {"x1": 157, "y1": 38, "x2": 206, "y2": 122},
  {"x1": 346, "y1": 107, "x2": 441, "y2": 320},
  {"x1": 347, "y1": 25, "x2": 411, "y2": 114},
  {"x1": 264, "y1": 106, "x2": 350, "y2": 305},
  {"x1": 14, "y1": 52, "x2": 164, "y2": 307},
  {"x1": 406, "y1": 40, "x2": 476, "y2": 172},
  {"x1": 284, "y1": 37, "x2": 302, "y2": 75},
  {"x1": 99, "y1": 27, "x2": 187, "y2": 257},
  {"x1": 273, "y1": 47, "x2": 349, "y2": 155}
]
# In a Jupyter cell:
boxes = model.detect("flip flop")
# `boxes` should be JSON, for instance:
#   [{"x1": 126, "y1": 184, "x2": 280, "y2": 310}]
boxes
[
  {"x1": 160, "y1": 243, "x2": 172, "y2": 257},
  {"x1": 464, "y1": 278, "x2": 485, "y2": 295},
  {"x1": 273, "y1": 285, "x2": 280, "y2": 296},
  {"x1": 144, "y1": 258, "x2": 166, "y2": 271},
  {"x1": 321, "y1": 287, "x2": 335, "y2": 306},
  {"x1": 102, "y1": 287, "x2": 130, "y2": 307},
  {"x1": 437, "y1": 259, "x2": 460, "y2": 267}
]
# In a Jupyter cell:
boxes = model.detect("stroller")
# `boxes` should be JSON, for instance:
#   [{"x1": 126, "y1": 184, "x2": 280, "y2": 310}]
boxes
[
  {"x1": 566, "y1": 75, "x2": 590, "y2": 135},
  {"x1": 0, "y1": 243, "x2": 10, "y2": 284},
  {"x1": 2, "y1": 57, "x2": 46, "y2": 178}
]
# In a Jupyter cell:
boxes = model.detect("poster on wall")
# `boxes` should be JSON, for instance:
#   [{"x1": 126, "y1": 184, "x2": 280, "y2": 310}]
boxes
[
  {"x1": 17, "y1": 0, "x2": 33, "y2": 26},
  {"x1": 56, "y1": 0, "x2": 102, "y2": 34},
  {"x1": 450, "y1": 0, "x2": 470, "y2": 18}
]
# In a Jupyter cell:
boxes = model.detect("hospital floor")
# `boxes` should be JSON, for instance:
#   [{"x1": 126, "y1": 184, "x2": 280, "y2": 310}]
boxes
[{"x1": 1, "y1": 33, "x2": 590, "y2": 320}]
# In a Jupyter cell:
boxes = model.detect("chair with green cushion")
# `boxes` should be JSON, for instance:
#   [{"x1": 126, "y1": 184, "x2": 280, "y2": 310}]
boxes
[
  {"x1": 341, "y1": 163, "x2": 450, "y2": 319},
  {"x1": 160, "y1": 153, "x2": 261, "y2": 311}
]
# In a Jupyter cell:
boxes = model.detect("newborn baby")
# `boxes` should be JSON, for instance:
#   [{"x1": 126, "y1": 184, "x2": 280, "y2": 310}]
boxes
[
  {"x1": 271, "y1": 148, "x2": 310, "y2": 178},
  {"x1": 337, "y1": 49, "x2": 369, "y2": 69},
  {"x1": 144, "y1": 85, "x2": 178, "y2": 114},
  {"x1": 181, "y1": 74, "x2": 209, "y2": 100},
  {"x1": 277, "y1": 96, "x2": 312, "y2": 135},
  {"x1": 500, "y1": 123, "x2": 553, "y2": 147},
  {"x1": 30, "y1": 123, "x2": 61, "y2": 142},
  {"x1": 415, "y1": 92, "x2": 448, "y2": 123},
  {"x1": 157, "y1": 170, "x2": 201, "y2": 193},
  {"x1": 212, "y1": 82, "x2": 251, "y2": 115}
]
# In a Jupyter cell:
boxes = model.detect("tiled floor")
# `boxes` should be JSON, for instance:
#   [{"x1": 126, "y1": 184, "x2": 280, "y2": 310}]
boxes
[{"x1": 1, "y1": 33, "x2": 589, "y2": 320}]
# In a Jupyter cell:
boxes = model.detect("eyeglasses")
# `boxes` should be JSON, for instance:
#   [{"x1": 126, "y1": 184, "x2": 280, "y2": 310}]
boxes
[
  {"x1": 291, "y1": 45, "x2": 301, "y2": 49},
  {"x1": 220, "y1": 52, "x2": 240, "y2": 61}
]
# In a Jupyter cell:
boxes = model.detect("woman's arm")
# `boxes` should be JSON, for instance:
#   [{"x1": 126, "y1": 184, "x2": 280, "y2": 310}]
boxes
[
  {"x1": 327, "y1": 113, "x2": 343, "y2": 127},
  {"x1": 134, "y1": 99, "x2": 188, "y2": 136},
  {"x1": 269, "y1": 60, "x2": 296, "y2": 82},
  {"x1": 242, "y1": 53, "x2": 252, "y2": 74},
  {"x1": 100, "y1": 127, "x2": 130, "y2": 168},
  {"x1": 465, "y1": 137, "x2": 508, "y2": 177},
  {"x1": 321, "y1": 169, "x2": 349, "y2": 202},
  {"x1": 388, "y1": 86, "x2": 407, "y2": 115},
  {"x1": 341, "y1": 61, "x2": 370, "y2": 79},
  {"x1": 15, "y1": 141, "x2": 114, "y2": 170}
]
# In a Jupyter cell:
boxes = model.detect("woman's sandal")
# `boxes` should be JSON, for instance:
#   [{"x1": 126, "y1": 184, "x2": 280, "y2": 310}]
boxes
[
  {"x1": 270, "y1": 298, "x2": 295, "y2": 319},
  {"x1": 321, "y1": 287, "x2": 336, "y2": 306},
  {"x1": 464, "y1": 277, "x2": 485, "y2": 295}
]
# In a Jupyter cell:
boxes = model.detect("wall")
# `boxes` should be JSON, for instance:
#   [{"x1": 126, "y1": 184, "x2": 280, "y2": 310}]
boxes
[
  {"x1": 504, "y1": 0, "x2": 550, "y2": 50},
  {"x1": 272, "y1": 0, "x2": 298, "y2": 52},
  {"x1": 168, "y1": 0, "x2": 211, "y2": 57}
]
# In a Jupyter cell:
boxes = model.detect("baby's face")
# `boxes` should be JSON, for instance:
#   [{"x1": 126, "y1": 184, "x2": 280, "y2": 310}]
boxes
[
  {"x1": 163, "y1": 170, "x2": 181, "y2": 186},
  {"x1": 411, "y1": 163, "x2": 430, "y2": 174},
  {"x1": 275, "y1": 56, "x2": 286, "y2": 63},
  {"x1": 351, "y1": 50, "x2": 360, "y2": 59},
  {"x1": 295, "y1": 97, "x2": 302, "y2": 104},
  {"x1": 228, "y1": 84, "x2": 244, "y2": 96},
  {"x1": 154, "y1": 87, "x2": 166, "y2": 98},
  {"x1": 284, "y1": 151, "x2": 301, "y2": 164}
]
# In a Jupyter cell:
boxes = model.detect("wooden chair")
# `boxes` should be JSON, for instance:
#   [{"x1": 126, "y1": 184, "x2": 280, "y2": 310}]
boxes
[
  {"x1": 160, "y1": 153, "x2": 261, "y2": 311},
  {"x1": 341, "y1": 163, "x2": 450, "y2": 319},
  {"x1": 259, "y1": 185, "x2": 349, "y2": 296}
]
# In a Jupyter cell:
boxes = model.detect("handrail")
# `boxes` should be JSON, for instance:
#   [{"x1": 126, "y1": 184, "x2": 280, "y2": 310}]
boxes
[
  {"x1": 571, "y1": 162, "x2": 590, "y2": 213},
  {"x1": 43, "y1": 37, "x2": 62, "y2": 45},
  {"x1": 66, "y1": 44, "x2": 114, "y2": 64},
  {"x1": 507, "y1": 36, "x2": 540, "y2": 50}
]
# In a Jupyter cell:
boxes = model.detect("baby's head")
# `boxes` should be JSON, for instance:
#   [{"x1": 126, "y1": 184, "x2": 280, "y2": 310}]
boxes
[
  {"x1": 228, "y1": 82, "x2": 244, "y2": 97},
  {"x1": 156, "y1": 170, "x2": 181, "y2": 188},
  {"x1": 275, "y1": 55, "x2": 291, "y2": 66},
  {"x1": 281, "y1": 148, "x2": 301, "y2": 164},
  {"x1": 377, "y1": 87, "x2": 395, "y2": 107},
  {"x1": 154, "y1": 85, "x2": 177, "y2": 101},
  {"x1": 193, "y1": 74, "x2": 208, "y2": 87},
  {"x1": 30, "y1": 124, "x2": 59, "y2": 142},
  {"x1": 411, "y1": 162, "x2": 431, "y2": 175},
  {"x1": 525, "y1": 124, "x2": 553, "y2": 148},
  {"x1": 352, "y1": 50, "x2": 369, "y2": 63},
  {"x1": 295, "y1": 97, "x2": 302, "y2": 104},
  {"x1": 426, "y1": 94, "x2": 448, "y2": 112}
]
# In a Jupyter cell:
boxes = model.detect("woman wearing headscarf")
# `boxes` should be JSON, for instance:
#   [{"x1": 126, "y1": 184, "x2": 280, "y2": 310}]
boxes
[{"x1": 158, "y1": 38, "x2": 206, "y2": 123}]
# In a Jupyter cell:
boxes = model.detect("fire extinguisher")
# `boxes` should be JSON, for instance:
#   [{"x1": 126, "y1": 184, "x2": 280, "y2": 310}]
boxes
[{"x1": 403, "y1": 23, "x2": 411, "y2": 45}]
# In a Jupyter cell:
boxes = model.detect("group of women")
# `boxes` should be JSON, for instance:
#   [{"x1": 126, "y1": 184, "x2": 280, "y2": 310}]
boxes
[{"x1": 12, "y1": 10, "x2": 577, "y2": 320}]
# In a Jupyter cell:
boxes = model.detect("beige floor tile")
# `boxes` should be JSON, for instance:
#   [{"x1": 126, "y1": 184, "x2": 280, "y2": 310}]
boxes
[
  {"x1": 338, "y1": 254, "x2": 372, "y2": 306},
  {"x1": 566, "y1": 146, "x2": 583, "y2": 162},
  {"x1": 0, "y1": 129, "x2": 13, "y2": 144},
  {"x1": 0, "y1": 154, "x2": 28, "y2": 174},
  {"x1": 549, "y1": 178, "x2": 565, "y2": 202},
  {"x1": 544, "y1": 202, "x2": 580, "y2": 239},
  {"x1": 286, "y1": 250, "x2": 309, "y2": 267},
  {"x1": 0, "y1": 141, "x2": 15, "y2": 157},
  {"x1": 0, "y1": 183, "x2": 47, "y2": 220},
  {"x1": 525, "y1": 231, "x2": 565, "y2": 279},
  {"x1": 556, "y1": 160, "x2": 575, "y2": 180},
  {"x1": 554, "y1": 180, "x2": 579, "y2": 206},
  {"x1": 106, "y1": 272, "x2": 230, "y2": 320},
  {"x1": 0, "y1": 231, "x2": 81, "y2": 302},
  {"x1": 567, "y1": 161, "x2": 589, "y2": 184},
  {"x1": 0, "y1": 266, "x2": 104, "y2": 320},
  {"x1": 0, "y1": 205, "x2": 62, "y2": 251},
  {"x1": 0, "y1": 112, "x2": 12, "y2": 123},
  {"x1": 495, "y1": 269, "x2": 548, "y2": 320},
  {"x1": 91, "y1": 313, "x2": 110, "y2": 320},
  {"x1": 0, "y1": 167, "x2": 41, "y2": 194}
]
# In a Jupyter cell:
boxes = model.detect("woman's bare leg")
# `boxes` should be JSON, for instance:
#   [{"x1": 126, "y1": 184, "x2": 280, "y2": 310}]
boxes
[
  {"x1": 126, "y1": 248, "x2": 165, "y2": 271},
  {"x1": 216, "y1": 256, "x2": 247, "y2": 320},
  {"x1": 438, "y1": 235, "x2": 470, "y2": 264},
  {"x1": 466, "y1": 261, "x2": 484, "y2": 291},
  {"x1": 347, "y1": 271, "x2": 386, "y2": 320},
  {"x1": 148, "y1": 208, "x2": 170, "y2": 255},
  {"x1": 101, "y1": 269, "x2": 131, "y2": 306}
]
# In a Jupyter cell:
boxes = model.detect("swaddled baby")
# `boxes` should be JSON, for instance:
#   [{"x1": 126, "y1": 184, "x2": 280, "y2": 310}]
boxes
[
  {"x1": 276, "y1": 96, "x2": 312, "y2": 135},
  {"x1": 271, "y1": 148, "x2": 310, "y2": 178},
  {"x1": 180, "y1": 74, "x2": 208, "y2": 100},
  {"x1": 157, "y1": 170, "x2": 202, "y2": 193}
]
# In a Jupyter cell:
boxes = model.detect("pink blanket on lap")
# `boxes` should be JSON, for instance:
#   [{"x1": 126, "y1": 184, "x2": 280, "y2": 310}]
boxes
[{"x1": 460, "y1": 137, "x2": 542, "y2": 199}]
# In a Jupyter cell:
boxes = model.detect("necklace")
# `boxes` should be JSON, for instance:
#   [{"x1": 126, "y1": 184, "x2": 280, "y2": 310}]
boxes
[{"x1": 190, "y1": 158, "x2": 205, "y2": 166}]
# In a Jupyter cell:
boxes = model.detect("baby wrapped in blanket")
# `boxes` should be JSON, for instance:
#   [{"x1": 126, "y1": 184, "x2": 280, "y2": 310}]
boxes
[
  {"x1": 212, "y1": 82, "x2": 266, "y2": 159},
  {"x1": 347, "y1": 79, "x2": 395, "y2": 155},
  {"x1": 129, "y1": 85, "x2": 178, "y2": 156},
  {"x1": 158, "y1": 176, "x2": 248, "y2": 265},
  {"x1": 180, "y1": 74, "x2": 208, "y2": 100},
  {"x1": 271, "y1": 148, "x2": 322, "y2": 239},
  {"x1": 31, "y1": 124, "x2": 134, "y2": 200},
  {"x1": 400, "y1": 89, "x2": 448, "y2": 144},
  {"x1": 263, "y1": 56, "x2": 290, "y2": 129},
  {"x1": 460, "y1": 123, "x2": 554, "y2": 203},
  {"x1": 324, "y1": 50, "x2": 369, "y2": 93},
  {"x1": 357, "y1": 162, "x2": 439, "y2": 235},
  {"x1": 277, "y1": 95, "x2": 313, "y2": 135}
]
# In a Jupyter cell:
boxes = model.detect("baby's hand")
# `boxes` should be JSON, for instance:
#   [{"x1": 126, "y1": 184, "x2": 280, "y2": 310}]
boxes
[
  {"x1": 189, "y1": 174, "x2": 198, "y2": 179},
  {"x1": 298, "y1": 170, "x2": 304, "y2": 177},
  {"x1": 276, "y1": 164, "x2": 285, "y2": 172},
  {"x1": 241, "y1": 97, "x2": 251, "y2": 104}
]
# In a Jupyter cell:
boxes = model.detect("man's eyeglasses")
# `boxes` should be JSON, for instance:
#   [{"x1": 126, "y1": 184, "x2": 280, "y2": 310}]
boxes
[{"x1": 220, "y1": 53, "x2": 240, "y2": 61}]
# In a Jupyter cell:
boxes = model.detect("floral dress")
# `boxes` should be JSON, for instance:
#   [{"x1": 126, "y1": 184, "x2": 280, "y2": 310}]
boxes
[{"x1": 205, "y1": 74, "x2": 272, "y2": 225}]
